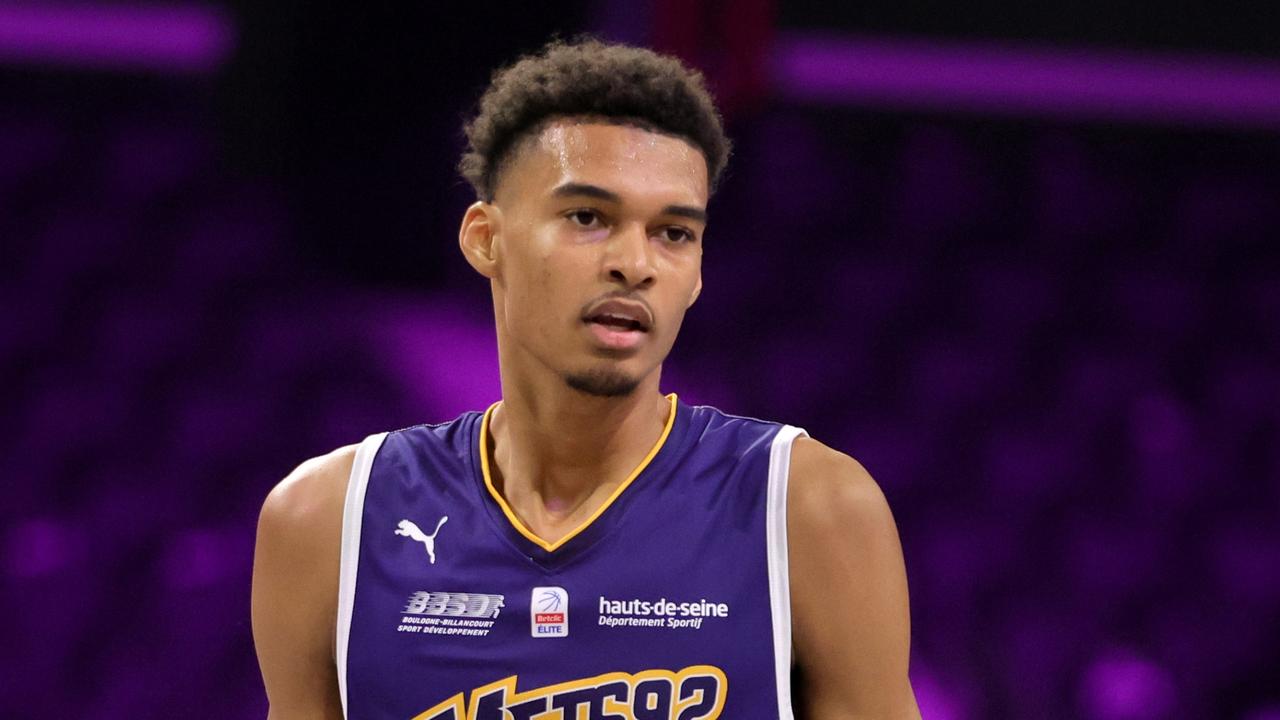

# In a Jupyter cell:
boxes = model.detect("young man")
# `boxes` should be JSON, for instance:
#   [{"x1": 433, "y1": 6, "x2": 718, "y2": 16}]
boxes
[{"x1": 252, "y1": 40, "x2": 919, "y2": 719}]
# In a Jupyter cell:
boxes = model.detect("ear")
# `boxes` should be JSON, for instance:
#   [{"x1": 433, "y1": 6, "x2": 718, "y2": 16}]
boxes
[{"x1": 458, "y1": 201, "x2": 502, "y2": 279}]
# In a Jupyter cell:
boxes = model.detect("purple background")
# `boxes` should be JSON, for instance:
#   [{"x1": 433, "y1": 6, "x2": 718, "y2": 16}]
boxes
[{"x1": 3, "y1": 2, "x2": 1278, "y2": 718}]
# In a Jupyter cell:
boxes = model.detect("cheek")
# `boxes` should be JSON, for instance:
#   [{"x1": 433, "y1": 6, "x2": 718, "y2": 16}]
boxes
[
  {"x1": 505, "y1": 232, "x2": 580, "y2": 330},
  {"x1": 659, "y1": 250, "x2": 701, "y2": 295},
  {"x1": 652, "y1": 258, "x2": 700, "y2": 334}
]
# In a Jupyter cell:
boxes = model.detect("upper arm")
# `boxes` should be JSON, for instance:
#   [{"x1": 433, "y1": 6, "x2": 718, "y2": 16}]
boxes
[
  {"x1": 251, "y1": 445, "x2": 358, "y2": 720},
  {"x1": 787, "y1": 437, "x2": 920, "y2": 719}
]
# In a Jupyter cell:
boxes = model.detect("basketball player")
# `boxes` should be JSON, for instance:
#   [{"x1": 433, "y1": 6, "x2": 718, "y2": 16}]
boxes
[{"x1": 252, "y1": 40, "x2": 919, "y2": 719}]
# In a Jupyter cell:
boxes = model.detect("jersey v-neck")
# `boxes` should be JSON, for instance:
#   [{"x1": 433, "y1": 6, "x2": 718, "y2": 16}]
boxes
[{"x1": 469, "y1": 392, "x2": 684, "y2": 566}]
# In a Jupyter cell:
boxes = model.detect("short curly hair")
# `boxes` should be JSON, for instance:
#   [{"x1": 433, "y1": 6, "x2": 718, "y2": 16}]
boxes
[{"x1": 459, "y1": 38, "x2": 731, "y2": 201}]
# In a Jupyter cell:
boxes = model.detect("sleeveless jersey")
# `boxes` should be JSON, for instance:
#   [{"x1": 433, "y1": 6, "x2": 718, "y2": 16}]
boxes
[{"x1": 337, "y1": 393, "x2": 808, "y2": 720}]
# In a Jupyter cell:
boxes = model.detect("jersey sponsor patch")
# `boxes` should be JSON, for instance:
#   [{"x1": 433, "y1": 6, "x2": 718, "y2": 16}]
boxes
[
  {"x1": 410, "y1": 665, "x2": 727, "y2": 720},
  {"x1": 597, "y1": 595, "x2": 730, "y2": 630},
  {"x1": 397, "y1": 591, "x2": 505, "y2": 638},
  {"x1": 531, "y1": 586, "x2": 568, "y2": 638}
]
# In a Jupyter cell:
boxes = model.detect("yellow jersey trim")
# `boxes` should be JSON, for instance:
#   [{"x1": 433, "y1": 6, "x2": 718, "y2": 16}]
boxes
[{"x1": 478, "y1": 392, "x2": 679, "y2": 553}]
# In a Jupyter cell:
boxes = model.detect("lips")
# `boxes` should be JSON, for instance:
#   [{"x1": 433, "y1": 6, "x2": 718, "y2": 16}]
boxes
[{"x1": 582, "y1": 299, "x2": 652, "y2": 333}]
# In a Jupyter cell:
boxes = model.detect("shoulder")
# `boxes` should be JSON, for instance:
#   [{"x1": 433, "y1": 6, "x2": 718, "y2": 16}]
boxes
[
  {"x1": 787, "y1": 436, "x2": 894, "y2": 535},
  {"x1": 785, "y1": 437, "x2": 905, "y2": 587},
  {"x1": 252, "y1": 444, "x2": 360, "y2": 647},
  {"x1": 252, "y1": 445, "x2": 361, "y2": 715},
  {"x1": 256, "y1": 444, "x2": 360, "y2": 570},
  {"x1": 785, "y1": 437, "x2": 918, "y2": 716},
  {"x1": 260, "y1": 444, "x2": 360, "y2": 533}
]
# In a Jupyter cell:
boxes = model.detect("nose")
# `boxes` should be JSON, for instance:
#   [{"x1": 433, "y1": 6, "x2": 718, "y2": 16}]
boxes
[{"x1": 603, "y1": 222, "x2": 656, "y2": 289}]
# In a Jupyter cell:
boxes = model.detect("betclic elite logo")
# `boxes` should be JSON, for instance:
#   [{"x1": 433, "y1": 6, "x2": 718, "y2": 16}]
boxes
[{"x1": 530, "y1": 586, "x2": 568, "y2": 638}]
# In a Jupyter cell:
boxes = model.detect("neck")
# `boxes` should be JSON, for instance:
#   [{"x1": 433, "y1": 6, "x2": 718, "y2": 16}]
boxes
[{"x1": 486, "y1": 361, "x2": 672, "y2": 543}]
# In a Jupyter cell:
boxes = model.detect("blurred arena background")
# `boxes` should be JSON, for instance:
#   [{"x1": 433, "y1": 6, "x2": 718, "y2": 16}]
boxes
[{"x1": 2, "y1": 1, "x2": 1279, "y2": 717}]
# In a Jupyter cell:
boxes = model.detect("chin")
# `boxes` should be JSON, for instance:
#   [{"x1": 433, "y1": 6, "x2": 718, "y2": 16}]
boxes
[{"x1": 563, "y1": 368, "x2": 641, "y2": 398}]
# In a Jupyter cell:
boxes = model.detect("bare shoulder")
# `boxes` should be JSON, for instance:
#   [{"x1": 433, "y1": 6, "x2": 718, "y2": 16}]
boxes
[
  {"x1": 252, "y1": 444, "x2": 360, "y2": 718},
  {"x1": 254, "y1": 442, "x2": 359, "y2": 614},
  {"x1": 785, "y1": 436, "x2": 905, "y2": 609},
  {"x1": 786, "y1": 437, "x2": 919, "y2": 717},
  {"x1": 259, "y1": 444, "x2": 360, "y2": 535},
  {"x1": 787, "y1": 436, "x2": 893, "y2": 534}
]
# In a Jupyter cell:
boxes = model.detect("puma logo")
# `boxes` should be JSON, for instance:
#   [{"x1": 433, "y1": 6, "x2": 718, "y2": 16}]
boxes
[{"x1": 395, "y1": 517, "x2": 448, "y2": 565}]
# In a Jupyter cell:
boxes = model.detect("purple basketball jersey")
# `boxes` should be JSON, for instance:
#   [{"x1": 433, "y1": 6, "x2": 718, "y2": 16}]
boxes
[{"x1": 336, "y1": 394, "x2": 808, "y2": 719}]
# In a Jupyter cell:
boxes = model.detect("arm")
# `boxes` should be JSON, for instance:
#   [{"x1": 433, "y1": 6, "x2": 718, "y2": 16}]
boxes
[
  {"x1": 251, "y1": 445, "x2": 357, "y2": 720},
  {"x1": 788, "y1": 437, "x2": 920, "y2": 719}
]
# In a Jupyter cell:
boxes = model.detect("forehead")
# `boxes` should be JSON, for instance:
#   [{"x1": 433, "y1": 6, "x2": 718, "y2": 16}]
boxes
[{"x1": 499, "y1": 119, "x2": 709, "y2": 205}]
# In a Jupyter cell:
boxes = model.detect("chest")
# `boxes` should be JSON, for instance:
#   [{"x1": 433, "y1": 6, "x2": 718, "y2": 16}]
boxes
[
  {"x1": 346, "y1": 481, "x2": 779, "y2": 719},
  {"x1": 338, "y1": 410, "x2": 799, "y2": 719},
  {"x1": 353, "y1": 484, "x2": 773, "y2": 649}
]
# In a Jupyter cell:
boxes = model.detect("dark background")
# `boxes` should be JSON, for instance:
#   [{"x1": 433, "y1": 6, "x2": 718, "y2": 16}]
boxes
[{"x1": 3, "y1": 1, "x2": 1279, "y2": 717}]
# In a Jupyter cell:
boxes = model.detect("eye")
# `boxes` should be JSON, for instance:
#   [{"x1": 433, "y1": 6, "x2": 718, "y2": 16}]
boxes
[
  {"x1": 566, "y1": 209, "x2": 602, "y2": 228},
  {"x1": 660, "y1": 227, "x2": 696, "y2": 244}
]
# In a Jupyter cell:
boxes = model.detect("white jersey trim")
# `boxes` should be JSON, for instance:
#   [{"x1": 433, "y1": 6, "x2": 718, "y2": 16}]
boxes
[
  {"x1": 766, "y1": 424, "x2": 808, "y2": 720},
  {"x1": 336, "y1": 431, "x2": 388, "y2": 719}
]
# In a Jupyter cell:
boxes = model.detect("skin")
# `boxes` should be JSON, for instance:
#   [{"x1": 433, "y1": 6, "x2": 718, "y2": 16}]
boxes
[{"x1": 252, "y1": 117, "x2": 919, "y2": 718}]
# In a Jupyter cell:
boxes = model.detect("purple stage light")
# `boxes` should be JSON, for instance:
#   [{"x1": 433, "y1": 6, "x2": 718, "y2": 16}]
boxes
[
  {"x1": 0, "y1": 2, "x2": 234, "y2": 74},
  {"x1": 5, "y1": 518, "x2": 73, "y2": 578},
  {"x1": 1079, "y1": 648, "x2": 1177, "y2": 720},
  {"x1": 773, "y1": 33, "x2": 1280, "y2": 130}
]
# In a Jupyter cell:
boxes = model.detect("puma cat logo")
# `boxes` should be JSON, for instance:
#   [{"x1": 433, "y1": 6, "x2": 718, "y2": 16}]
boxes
[{"x1": 395, "y1": 516, "x2": 448, "y2": 565}]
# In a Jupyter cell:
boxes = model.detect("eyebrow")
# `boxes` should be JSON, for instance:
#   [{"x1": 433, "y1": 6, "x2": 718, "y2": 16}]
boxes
[{"x1": 551, "y1": 182, "x2": 708, "y2": 224}]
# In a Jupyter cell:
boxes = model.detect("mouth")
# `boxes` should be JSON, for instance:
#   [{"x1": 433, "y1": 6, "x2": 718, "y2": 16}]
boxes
[
  {"x1": 584, "y1": 314, "x2": 648, "y2": 333},
  {"x1": 582, "y1": 298, "x2": 652, "y2": 350},
  {"x1": 581, "y1": 298, "x2": 652, "y2": 333}
]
